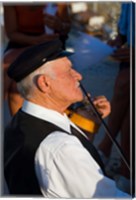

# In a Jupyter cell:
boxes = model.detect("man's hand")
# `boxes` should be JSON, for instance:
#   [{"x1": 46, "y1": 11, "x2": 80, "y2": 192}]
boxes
[{"x1": 93, "y1": 96, "x2": 111, "y2": 119}]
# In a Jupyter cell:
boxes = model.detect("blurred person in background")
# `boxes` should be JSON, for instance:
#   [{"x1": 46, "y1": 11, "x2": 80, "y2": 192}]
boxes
[
  {"x1": 3, "y1": 3, "x2": 71, "y2": 116},
  {"x1": 98, "y1": 2, "x2": 135, "y2": 194}
]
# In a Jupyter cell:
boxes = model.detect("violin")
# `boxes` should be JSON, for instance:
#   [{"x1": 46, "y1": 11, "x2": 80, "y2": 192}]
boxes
[{"x1": 65, "y1": 103, "x2": 101, "y2": 134}]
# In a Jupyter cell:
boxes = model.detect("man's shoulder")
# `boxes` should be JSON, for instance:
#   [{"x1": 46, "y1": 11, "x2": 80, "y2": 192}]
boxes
[{"x1": 38, "y1": 131, "x2": 82, "y2": 154}]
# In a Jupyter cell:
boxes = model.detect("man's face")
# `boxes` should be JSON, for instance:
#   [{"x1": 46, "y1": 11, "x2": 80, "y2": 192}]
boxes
[{"x1": 47, "y1": 57, "x2": 83, "y2": 107}]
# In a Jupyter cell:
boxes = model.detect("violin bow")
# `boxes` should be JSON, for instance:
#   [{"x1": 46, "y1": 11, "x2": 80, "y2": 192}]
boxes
[{"x1": 80, "y1": 82, "x2": 130, "y2": 171}]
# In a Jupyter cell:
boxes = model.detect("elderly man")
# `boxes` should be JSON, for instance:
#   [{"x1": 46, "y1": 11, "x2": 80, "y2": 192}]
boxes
[{"x1": 4, "y1": 39, "x2": 130, "y2": 198}]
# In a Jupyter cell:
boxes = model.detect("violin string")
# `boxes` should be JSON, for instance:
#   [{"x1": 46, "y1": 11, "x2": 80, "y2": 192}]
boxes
[{"x1": 80, "y1": 82, "x2": 130, "y2": 171}]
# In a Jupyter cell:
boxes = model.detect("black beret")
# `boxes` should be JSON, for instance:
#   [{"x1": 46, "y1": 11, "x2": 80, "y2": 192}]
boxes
[{"x1": 7, "y1": 39, "x2": 73, "y2": 82}]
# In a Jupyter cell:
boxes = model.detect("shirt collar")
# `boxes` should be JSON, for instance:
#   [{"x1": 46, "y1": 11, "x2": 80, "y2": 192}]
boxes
[
  {"x1": 22, "y1": 100, "x2": 88, "y2": 138},
  {"x1": 22, "y1": 100, "x2": 72, "y2": 133}
]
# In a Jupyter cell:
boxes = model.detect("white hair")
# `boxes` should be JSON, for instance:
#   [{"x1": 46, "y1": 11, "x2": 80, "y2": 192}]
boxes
[{"x1": 17, "y1": 61, "x2": 56, "y2": 99}]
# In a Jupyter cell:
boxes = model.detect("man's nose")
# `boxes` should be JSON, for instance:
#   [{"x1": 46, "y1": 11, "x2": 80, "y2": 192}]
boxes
[{"x1": 73, "y1": 69, "x2": 82, "y2": 80}]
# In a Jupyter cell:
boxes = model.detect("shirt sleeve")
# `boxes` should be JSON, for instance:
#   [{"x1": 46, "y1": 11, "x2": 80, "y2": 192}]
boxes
[{"x1": 35, "y1": 131, "x2": 130, "y2": 198}]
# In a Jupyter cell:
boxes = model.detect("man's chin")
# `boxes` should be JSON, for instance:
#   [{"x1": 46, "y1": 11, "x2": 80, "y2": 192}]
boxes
[{"x1": 73, "y1": 95, "x2": 84, "y2": 104}]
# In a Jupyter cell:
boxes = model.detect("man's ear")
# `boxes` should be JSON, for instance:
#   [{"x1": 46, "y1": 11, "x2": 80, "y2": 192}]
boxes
[{"x1": 37, "y1": 75, "x2": 50, "y2": 93}]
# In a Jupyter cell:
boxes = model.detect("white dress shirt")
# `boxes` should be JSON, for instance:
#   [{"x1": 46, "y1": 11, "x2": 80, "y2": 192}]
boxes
[{"x1": 22, "y1": 100, "x2": 130, "y2": 198}]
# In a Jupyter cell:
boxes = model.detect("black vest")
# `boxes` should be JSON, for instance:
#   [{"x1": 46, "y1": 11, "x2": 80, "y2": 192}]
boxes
[{"x1": 4, "y1": 109, "x2": 105, "y2": 196}]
